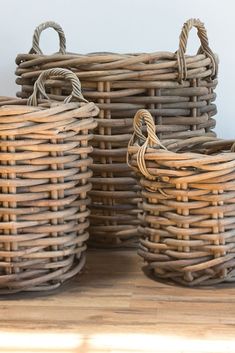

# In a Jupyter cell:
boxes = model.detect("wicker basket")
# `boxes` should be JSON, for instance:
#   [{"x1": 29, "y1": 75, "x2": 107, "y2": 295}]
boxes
[
  {"x1": 0, "y1": 68, "x2": 98, "y2": 293},
  {"x1": 127, "y1": 109, "x2": 235, "y2": 286},
  {"x1": 15, "y1": 19, "x2": 218, "y2": 247}
]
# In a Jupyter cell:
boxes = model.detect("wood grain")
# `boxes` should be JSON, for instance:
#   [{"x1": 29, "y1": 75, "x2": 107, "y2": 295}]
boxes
[{"x1": 0, "y1": 249, "x2": 234, "y2": 352}]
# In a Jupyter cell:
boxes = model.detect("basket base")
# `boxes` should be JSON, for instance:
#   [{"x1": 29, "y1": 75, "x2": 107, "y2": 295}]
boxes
[
  {"x1": 142, "y1": 264, "x2": 235, "y2": 287},
  {"x1": 0, "y1": 254, "x2": 86, "y2": 295}
]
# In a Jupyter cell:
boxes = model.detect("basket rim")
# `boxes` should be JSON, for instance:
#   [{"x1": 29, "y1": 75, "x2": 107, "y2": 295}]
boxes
[{"x1": 129, "y1": 138, "x2": 235, "y2": 159}]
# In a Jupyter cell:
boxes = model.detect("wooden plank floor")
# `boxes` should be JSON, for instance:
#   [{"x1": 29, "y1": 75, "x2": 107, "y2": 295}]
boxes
[{"x1": 0, "y1": 249, "x2": 235, "y2": 353}]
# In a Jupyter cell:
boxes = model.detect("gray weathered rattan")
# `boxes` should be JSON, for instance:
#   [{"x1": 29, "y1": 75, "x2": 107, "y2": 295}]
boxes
[
  {"x1": 0, "y1": 68, "x2": 98, "y2": 293},
  {"x1": 128, "y1": 109, "x2": 235, "y2": 286},
  {"x1": 15, "y1": 19, "x2": 218, "y2": 247}
]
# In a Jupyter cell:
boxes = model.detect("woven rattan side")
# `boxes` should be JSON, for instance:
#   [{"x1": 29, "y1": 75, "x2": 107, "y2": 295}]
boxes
[
  {"x1": 128, "y1": 110, "x2": 235, "y2": 286},
  {"x1": 0, "y1": 68, "x2": 98, "y2": 293},
  {"x1": 15, "y1": 19, "x2": 218, "y2": 247}
]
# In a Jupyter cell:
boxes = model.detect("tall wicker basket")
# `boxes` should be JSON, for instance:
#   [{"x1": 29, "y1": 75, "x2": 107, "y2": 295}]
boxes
[
  {"x1": 128, "y1": 110, "x2": 235, "y2": 286},
  {"x1": 0, "y1": 68, "x2": 98, "y2": 293},
  {"x1": 15, "y1": 19, "x2": 218, "y2": 247}
]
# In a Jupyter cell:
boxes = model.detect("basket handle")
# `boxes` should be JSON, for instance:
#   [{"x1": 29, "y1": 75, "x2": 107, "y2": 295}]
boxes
[
  {"x1": 127, "y1": 109, "x2": 166, "y2": 180},
  {"x1": 27, "y1": 68, "x2": 88, "y2": 106},
  {"x1": 29, "y1": 21, "x2": 66, "y2": 55},
  {"x1": 176, "y1": 18, "x2": 218, "y2": 82}
]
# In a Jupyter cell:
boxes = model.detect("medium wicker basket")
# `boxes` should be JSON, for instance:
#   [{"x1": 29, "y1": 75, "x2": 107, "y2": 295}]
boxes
[
  {"x1": 128, "y1": 109, "x2": 235, "y2": 286},
  {"x1": 0, "y1": 68, "x2": 98, "y2": 293},
  {"x1": 15, "y1": 19, "x2": 218, "y2": 247}
]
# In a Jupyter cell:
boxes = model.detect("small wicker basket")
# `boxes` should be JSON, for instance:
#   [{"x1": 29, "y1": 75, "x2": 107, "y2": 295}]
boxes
[
  {"x1": 0, "y1": 68, "x2": 98, "y2": 293},
  {"x1": 15, "y1": 19, "x2": 218, "y2": 247},
  {"x1": 128, "y1": 109, "x2": 235, "y2": 286}
]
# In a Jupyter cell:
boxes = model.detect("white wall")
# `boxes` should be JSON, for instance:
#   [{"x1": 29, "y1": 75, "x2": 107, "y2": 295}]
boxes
[{"x1": 0, "y1": 0, "x2": 233, "y2": 137}]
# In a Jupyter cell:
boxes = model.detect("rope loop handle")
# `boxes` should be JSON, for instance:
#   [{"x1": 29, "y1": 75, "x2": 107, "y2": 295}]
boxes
[
  {"x1": 127, "y1": 109, "x2": 166, "y2": 180},
  {"x1": 27, "y1": 68, "x2": 88, "y2": 106},
  {"x1": 176, "y1": 18, "x2": 218, "y2": 82},
  {"x1": 29, "y1": 21, "x2": 66, "y2": 55}
]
